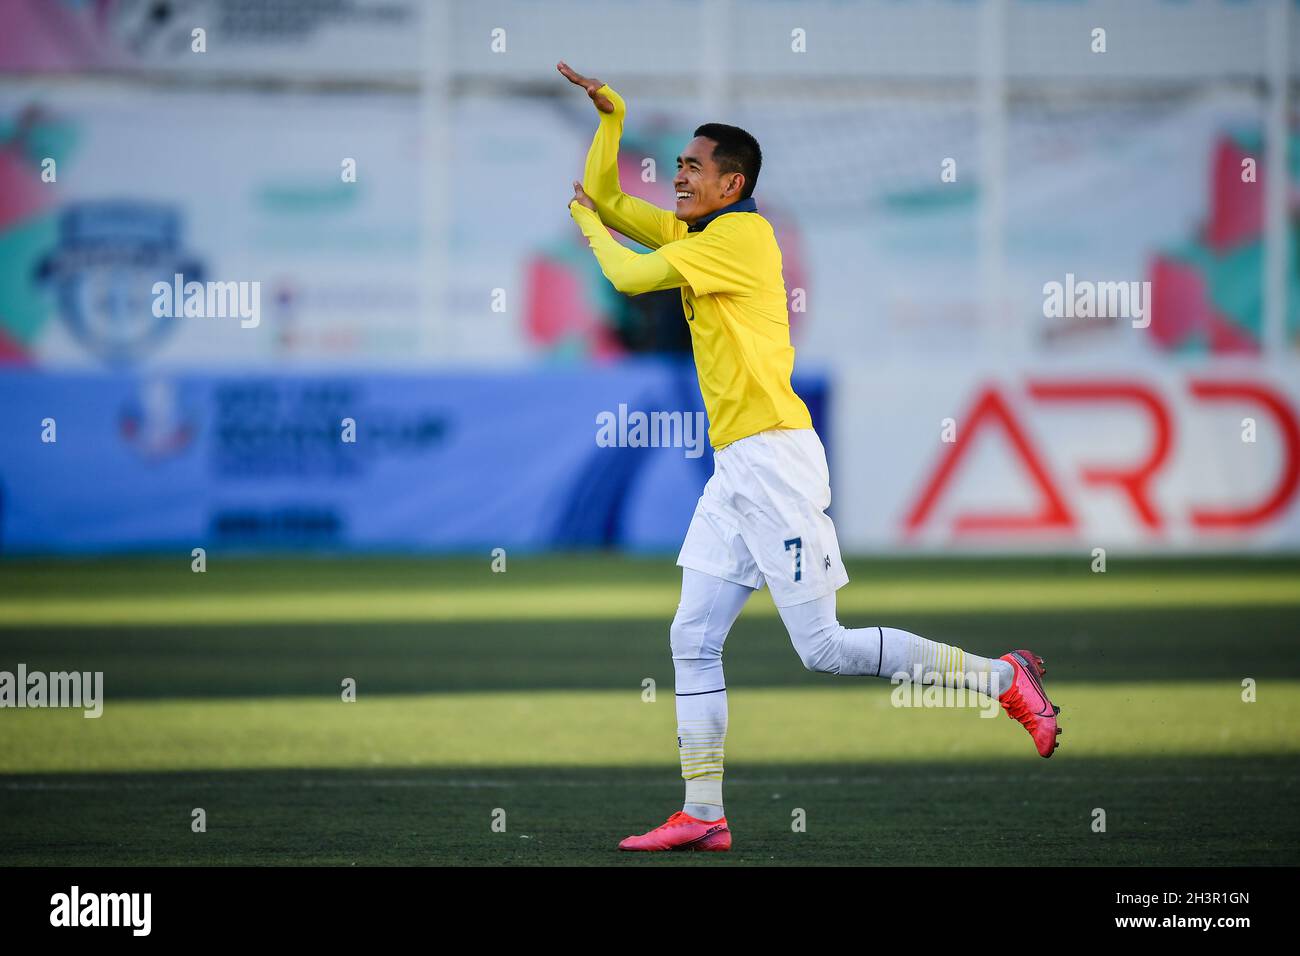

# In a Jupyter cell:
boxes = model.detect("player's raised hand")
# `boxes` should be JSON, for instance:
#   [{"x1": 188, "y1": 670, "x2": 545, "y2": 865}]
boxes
[
  {"x1": 557, "y1": 61, "x2": 614, "y2": 113},
  {"x1": 570, "y1": 181, "x2": 596, "y2": 211}
]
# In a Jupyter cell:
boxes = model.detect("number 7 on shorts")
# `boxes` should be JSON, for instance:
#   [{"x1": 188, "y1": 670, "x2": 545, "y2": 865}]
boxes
[{"x1": 783, "y1": 536, "x2": 803, "y2": 582}]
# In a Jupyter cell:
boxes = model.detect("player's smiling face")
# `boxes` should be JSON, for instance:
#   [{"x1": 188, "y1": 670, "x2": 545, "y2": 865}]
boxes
[{"x1": 674, "y1": 136, "x2": 742, "y2": 224}]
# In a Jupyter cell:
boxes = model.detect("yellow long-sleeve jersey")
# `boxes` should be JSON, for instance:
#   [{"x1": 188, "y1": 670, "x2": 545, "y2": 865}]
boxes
[{"x1": 569, "y1": 84, "x2": 812, "y2": 451}]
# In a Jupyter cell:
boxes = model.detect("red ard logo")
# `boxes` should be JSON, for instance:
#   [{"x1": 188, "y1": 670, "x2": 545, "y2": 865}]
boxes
[{"x1": 904, "y1": 379, "x2": 1300, "y2": 536}]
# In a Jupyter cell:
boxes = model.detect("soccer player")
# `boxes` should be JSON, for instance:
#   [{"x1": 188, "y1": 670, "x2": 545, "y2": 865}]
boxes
[{"x1": 558, "y1": 61, "x2": 1063, "y2": 853}]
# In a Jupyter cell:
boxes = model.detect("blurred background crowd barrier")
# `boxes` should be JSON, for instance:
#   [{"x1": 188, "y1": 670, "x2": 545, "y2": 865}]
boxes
[{"x1": 1, "y1": 0, "x2": 1297, "y2": 554}]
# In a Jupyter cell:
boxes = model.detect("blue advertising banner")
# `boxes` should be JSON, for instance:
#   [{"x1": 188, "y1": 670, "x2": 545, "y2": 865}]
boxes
[{"x1": 0, "y1": 364, "x2": 828, "y2": 554}]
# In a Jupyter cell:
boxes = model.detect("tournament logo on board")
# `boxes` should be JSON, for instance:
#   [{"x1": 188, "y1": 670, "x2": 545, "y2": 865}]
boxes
[
  {"x1": 118, "y1": 378, "x2": 198, "y2": 461},
  {"x1": 36, "y1": 201, "x2": 203, "y2": 364}
]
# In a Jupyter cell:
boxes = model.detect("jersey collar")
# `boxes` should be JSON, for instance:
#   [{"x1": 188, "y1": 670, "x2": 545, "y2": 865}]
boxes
[{"x1": 687, "y1": 196, "x2": 757, "y2": 233}]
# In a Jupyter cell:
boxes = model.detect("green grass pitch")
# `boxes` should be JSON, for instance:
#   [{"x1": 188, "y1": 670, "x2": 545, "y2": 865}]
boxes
[{"x1": 1, "y1": 554, "x2": 1297, "y2": 866}]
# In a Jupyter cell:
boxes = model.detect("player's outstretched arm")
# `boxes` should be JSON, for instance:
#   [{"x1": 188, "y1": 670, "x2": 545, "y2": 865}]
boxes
[
  {"x1": 569, "y1": 182, "x2": 687, "y2": 295},
  {"x1": 557, "y1": 61, "x2": 686, "y2": 251}
]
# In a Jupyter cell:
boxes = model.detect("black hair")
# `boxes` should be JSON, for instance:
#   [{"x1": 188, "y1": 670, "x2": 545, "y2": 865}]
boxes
[{"x1": 693, "y1": 123, "x2": 761, "y2": 200}]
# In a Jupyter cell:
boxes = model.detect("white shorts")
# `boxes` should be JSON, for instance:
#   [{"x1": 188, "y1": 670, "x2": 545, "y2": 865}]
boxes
[{"x1": 677, "y1": 427, "x2": 849, "y2": 607}]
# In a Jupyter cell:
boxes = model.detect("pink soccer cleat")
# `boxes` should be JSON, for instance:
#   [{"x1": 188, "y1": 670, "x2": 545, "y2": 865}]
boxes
[
  {"x1": 618, "y1": 811, "x2": 732, "y2": 852},
  {"x1": 998, "y1": 649, "x2": 1063, "y2": 758}
]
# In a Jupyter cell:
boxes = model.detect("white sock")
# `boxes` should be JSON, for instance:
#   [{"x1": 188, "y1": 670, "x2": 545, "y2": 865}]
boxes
[
  {"x1": 875, "y1": 628, "x2": 1012, "y2": 696},
  {"x1": 675, "y1": 658, "x2": 728, "y2": 821},
  {"x1": 671, "y1": 570, "x2": 753, "y2": 823}
]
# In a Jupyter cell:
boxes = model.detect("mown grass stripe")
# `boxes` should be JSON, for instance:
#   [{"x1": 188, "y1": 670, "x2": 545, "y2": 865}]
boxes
[
  {"x1": 1, "y1": 575, "x2": 1296, "y2": 627},
  {"x1": 1, "y1": 682, "x2": 1295, "y2": 774}
]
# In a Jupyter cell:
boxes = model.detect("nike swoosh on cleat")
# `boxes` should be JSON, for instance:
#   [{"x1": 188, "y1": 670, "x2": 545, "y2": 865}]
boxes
[
  {"x1": 673, "y1": 824, "x2": 727, "y2": 850},
  {"x1": 1013, "y1": 652, "x2": 1054, "y2": 716}
]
